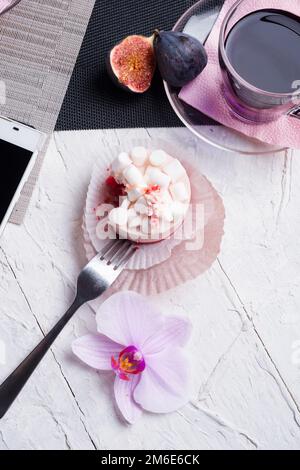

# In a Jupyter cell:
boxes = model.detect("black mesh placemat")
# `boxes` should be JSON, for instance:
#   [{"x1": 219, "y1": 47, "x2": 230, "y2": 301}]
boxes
[{"x1": 56, "y1": 0, "x2": 217, "y2": 131}]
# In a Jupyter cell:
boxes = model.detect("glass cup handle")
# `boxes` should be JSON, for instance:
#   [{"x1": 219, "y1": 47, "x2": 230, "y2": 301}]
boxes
[{"x1": 288, "y1": 106, "x2": 300, "y2": 120}]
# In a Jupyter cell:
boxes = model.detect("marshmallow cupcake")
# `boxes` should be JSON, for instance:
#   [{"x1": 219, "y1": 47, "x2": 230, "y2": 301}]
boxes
[{"x1": 103, "y1": 146, "x2": 191, "y2": 243}]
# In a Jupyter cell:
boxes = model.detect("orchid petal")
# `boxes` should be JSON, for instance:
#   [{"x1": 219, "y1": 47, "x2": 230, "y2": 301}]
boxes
[
  {"x1": 96, "y1": 292, "x2": 163, "y2": 349},
  {"x1": 142, "y1": 315, "x2": 192, "y2": 355},
  {"x1": 114, "y1": 375, "x2": 142, "y2": 424},
  {"x1": 133, "y1": 347, "x2": 191, "y2": 413},
  {"x1": 72, "y1": 334, "x2": 122, "y2": 370}
]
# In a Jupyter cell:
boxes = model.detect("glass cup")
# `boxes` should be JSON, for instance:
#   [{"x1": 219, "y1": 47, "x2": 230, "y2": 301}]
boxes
[{"x1": 218, "y1": 0, "x2": 300, "y2": 123}]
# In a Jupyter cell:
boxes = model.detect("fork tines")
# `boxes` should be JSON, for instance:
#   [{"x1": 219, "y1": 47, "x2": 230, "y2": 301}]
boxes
[{"x1": 100, "y1": 239, "x2": 137, "y2": 270}]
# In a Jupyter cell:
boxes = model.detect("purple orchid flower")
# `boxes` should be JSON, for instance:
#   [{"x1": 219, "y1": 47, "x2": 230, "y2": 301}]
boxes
[{"x1": 72, "y1": 292, "x2": 192, "y2": 424}]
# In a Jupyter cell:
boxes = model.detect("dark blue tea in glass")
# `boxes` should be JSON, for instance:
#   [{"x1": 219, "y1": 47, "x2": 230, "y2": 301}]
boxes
[{"x1": 219, "y1": 1, "x2": 300, "y2": 123}]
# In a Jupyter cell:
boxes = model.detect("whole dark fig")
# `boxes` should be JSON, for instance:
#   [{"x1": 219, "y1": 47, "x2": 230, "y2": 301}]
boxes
[
  {"x1": 154, "y1": 31, "x2": 208, "y2": 87},
  {"x1": 107, "y1": 35, "x2": 156, "y2": 93}
]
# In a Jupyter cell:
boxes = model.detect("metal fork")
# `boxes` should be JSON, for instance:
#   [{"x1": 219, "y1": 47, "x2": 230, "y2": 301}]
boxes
[{"x1": 0, "y1": 238, "x2": 136, "y2": 419}]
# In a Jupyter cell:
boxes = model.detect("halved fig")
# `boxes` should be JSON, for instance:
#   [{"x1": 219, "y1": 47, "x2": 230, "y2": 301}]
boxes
[{"x1": 107, "y1": 35, "x2": 156, "y2": 93}]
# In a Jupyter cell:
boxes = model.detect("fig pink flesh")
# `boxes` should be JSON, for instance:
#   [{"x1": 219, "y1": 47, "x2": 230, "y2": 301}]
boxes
[{"x1": 110, "y1": 35, "x2": 156, "y2": 93}]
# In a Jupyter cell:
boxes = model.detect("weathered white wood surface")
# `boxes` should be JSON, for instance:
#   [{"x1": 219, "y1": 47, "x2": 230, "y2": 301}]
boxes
[{"x1": 0, "y1": 128, "x2": 299, "y2": 450}]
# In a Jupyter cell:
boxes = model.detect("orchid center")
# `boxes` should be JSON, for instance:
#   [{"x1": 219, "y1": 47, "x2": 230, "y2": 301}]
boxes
[{"x1": 111, "y1": 345, "x2": 145, "y2": 381}]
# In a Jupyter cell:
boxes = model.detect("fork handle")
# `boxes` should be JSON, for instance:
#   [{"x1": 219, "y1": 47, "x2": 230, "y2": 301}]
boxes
[{"x1": 0, "y1": 296, "x2": 84, "y2": 419}]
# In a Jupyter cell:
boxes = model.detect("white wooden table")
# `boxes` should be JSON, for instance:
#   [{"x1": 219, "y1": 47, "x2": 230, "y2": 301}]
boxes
[{"x1": 0, "y1": 127, "x2": 300, "y2": 450}]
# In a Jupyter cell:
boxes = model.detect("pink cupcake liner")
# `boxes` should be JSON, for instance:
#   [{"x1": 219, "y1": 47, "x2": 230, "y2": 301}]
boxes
[{"x1": 83, "y1": 171, "x2": 225, "y2": 300}]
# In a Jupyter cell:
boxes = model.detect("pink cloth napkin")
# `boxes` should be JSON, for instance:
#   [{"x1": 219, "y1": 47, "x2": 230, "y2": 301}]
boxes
[{"x1": 179, "y1": 0, "x2": 300, "y2": 149}]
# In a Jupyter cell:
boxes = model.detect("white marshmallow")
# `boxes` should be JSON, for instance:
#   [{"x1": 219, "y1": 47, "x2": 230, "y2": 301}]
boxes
[
  {"x1": 128, "y1": 215, "x2": 142, "y2": 228},
  {"x1": 161, "y1": 190, "x2": 173, "y2": 205},
  {"x1": 148, "y1": 222, "x2": 160, "y2": 236},
  {"x1": 111, "y1": 152, "x2": 132, "y2": 174},
  {"x1": 126, "y1": 229, "x2": 141, "y2": 241},
  {"x1": 131, "y1": 147, "x2": 148, "y2": 167},
  {"x1": 160, "y1": 206, "x2": 174, "y2": 223},
  {"x1": 150, "y1": 219, "x2": 169, "y2": 236},
  {"x1": 141, "y1": 216, "x2": 150, "y2": 234},
  {"x1": 127, "y1": 186, "x2": 145, "y2": 202},
  {"x1": 170, "y1": 182, "x2": 189, "y2": 201},
  {"x1": 170, "y1": 201, "x2": 188, "y2": 220},
  {"x1": 163, "y1": 159, "x2": 186, "y2": 183},
  {"x1": 109, "y1": 207, "x2": 128, "y2": 226},
  {"x1": 135, "y1": 196, "x2": 152, "y2": 216},
  {"x1": 127, "y1": 207, "x2": 137, "y2": 220},
  {"x1": 149, "y1": 149, "x2": 168, "y2": 166},
  {"x1": 144, "y1": 166, "x2": 171, "y2": 189},
  {"x1": 123, "y1": 165, "x2": 145, "y2": 187},
  {"x1": 121, "y1": 197, "x2": 130, "y2": 209}
]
